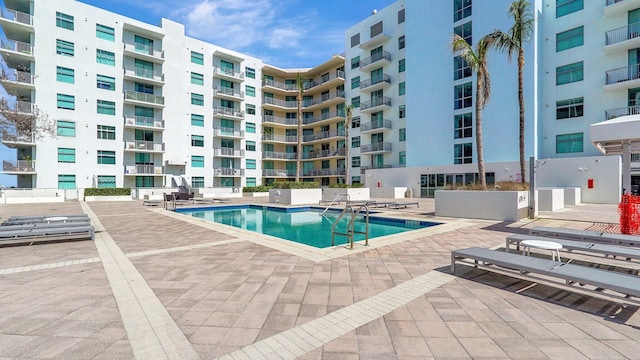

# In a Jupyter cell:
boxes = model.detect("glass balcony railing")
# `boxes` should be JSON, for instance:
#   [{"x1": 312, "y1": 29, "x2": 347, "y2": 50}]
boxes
[
  {"x1": 0, "y1": 38, "x2": 32, "y2": 55},
  {"x1": 0, "y1": 8, "x2": 33, "y2": 25},
  {"x1": 0, "y1": 68, "x2": 34, "y2": 85},
  {"x1": 3, "y1": 160, "x2": 34, "y2": 172},
  {"x1": 124, "y1": 90, "x2": 165, "y2": 105}
]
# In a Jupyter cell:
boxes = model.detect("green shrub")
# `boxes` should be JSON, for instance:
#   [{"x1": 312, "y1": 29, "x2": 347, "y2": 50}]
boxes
[
  {"x1": 329, "y1": 183, "x2": 364, "y2": 188},
  {"x1": 84, "y1": 188, "x2": 131, "y2": 196},
  {"x1": 444, "y1": 181, "x2": 529, "y2": 191},
  {"x1": 272, "y1": 181, "x2": 320, "y2": 189},
  {"x1": 242, "y1": 185, "x2": 272, "y2": 193}
]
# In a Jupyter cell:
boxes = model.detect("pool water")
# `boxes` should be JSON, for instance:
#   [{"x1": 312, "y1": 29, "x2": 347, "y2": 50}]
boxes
[{"x1": 177, "y1": 205, "x2": 438, "y2": 248}]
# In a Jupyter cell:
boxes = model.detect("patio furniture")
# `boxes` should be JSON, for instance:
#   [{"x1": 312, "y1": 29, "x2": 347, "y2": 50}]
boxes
[
  {"x1": 520, "y1": 239, "x2": 562, "y2": 262},
  {"x1": 2, "y1": 216, "x2": 91, "y2": 226},
  {"x1": 387, "y1": 201, "x2": 419, "y2": 209},
  {"x1": 0, "y1": 224, "x2": 96, "y2": 246},
  {"x1": 530, "y1": 226, "x2": 640, "y2": 247}
]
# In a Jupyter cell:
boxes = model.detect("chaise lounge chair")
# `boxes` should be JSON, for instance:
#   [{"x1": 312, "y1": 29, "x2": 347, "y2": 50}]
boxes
[{"x1": 530, "y1": 226, "x2": 640, "y2": 247}]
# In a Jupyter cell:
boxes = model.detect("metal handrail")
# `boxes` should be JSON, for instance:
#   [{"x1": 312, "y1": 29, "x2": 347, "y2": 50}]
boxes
[{"x1": 330, "y1": 201, "x2": 370, "y2": 249}]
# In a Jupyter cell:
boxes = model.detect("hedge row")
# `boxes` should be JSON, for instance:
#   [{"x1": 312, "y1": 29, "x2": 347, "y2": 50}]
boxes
[{"x1": 84, "y1": 188, "x2": 131, "y2": 196}]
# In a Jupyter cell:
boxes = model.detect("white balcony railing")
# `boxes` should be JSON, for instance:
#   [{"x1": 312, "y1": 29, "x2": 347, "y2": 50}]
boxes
[
  {"x1": 213, "y1": 127, "x2": 244, "y2": 137},
  {"x1": 213, "y1": 106, "x2": 244, "y2": 118},
  {"x1": 213, "y1": 86, "x2": 244, "y2": 99},
  {"x1": 124, "y1": 42, "x2": 164, "y2": 59},
  {"x1": 1, "y1": 68, "x2": 33, "y2": 85},
  {"x1": 262, "y1": 151, "x2": 297, "y2": 160},
  {"x1": 0, "y1": 8, "x2": 33, "y2": 25},
  {"x1": 124, "y1": 116, "x2": 164, "y2": 129},
  {"x1": 213, "y1": 148, "x2": 245, "y2": 157},
  {"x1": 124, "y1": 65, "x2": 164, "y2": 82},
  {"x1": 124, "y1": 90, "x2": 165, "y2": 105},
  {"x1": 125, "y1": 140, "x2": 165, "y2": 151},
  {"x1": 125, "y1": 165, "x2": 163, "y2": 175},
  {"x1": 213, "y1": 66, "x2": 244, "y2": 80},
  {"x1": 0, "y1": 38, "x2": 32, "y2": 55}
]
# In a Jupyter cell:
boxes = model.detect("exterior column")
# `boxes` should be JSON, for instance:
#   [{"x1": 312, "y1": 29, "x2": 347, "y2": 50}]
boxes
[{"x1": 623, "y1": 140, "x2": 632, "y2": 195}]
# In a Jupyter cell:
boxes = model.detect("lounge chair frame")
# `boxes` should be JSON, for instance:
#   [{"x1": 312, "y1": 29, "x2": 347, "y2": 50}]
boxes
[{"x1": 530, "y1": 226, "x2": 640, "y2": 247}]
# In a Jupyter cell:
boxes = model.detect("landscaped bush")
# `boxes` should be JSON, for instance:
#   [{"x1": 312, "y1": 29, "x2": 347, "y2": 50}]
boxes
[
  {"x1": 329, "y1": 183, "x2": 364, "y2": 188},
  {"x1": 445, "y1": 181, "x2": 529, "y2": 191},
  {"x1": 272, "y1": 181, "x2": 320, "y2": 189},
  {"x1": 84, "y1": 188, "x2": 131, "y2": 196},
  {"x1": 242, "y1": 186, "x2": 272, "y2": 193}
]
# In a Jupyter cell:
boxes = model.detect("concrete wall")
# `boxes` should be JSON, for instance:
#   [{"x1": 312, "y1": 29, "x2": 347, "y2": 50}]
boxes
[{"x1": 435, "y1": 190, "x2": 529, "y2": 221}]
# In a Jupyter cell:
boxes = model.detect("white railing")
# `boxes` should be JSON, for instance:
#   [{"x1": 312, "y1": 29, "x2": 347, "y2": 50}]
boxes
[
  {"x1": 1, "y1": 68, "x2": 33, "y2": 85},
  {"x1": 361, "y1": 119, "x2": 392, "y2": 132},
  {"x1": 303, "y1": 129, "x2": 345, "y2": 142},
  {"x1": 213, "y1": 66, "x2": 244, "y2": 80},
  {"x1": 125, "y1": 165, "x2": 163, "y2": 175},
  {"x1": 124, "y1": 116, "x2": 164, "y2": 129},
  {"x1": 213, "y1": 127, "x2": 244, "y2": 137},
  {"x1": 359, "y1": 51, "x2": 392, "y2": 68},
  {"x1": 360, "y1": 96, "x2": 392, "y2": 111},
  {"x1": 213, "y1": 106, "x2": 244, "y2": 118},
  {"x1": 213, "y1": 148, "x2": 245, "y2": 157},
  {"x1": 262, "y1": 134, "x2": 297, "y2": 142},
  {"x1": 124, "y1": 90, "x2": 165, "y2": 105},
  {"x1": 213, "y1": 86, "x2": 244, "y2": 99},
  {"x1": 262, "y1": 151, "x2": 297, "y2": 160},
  {"x1": 124, "y1": 42, "x2": 164, "y2": 59},
  {"x1": 360, "y1": 74, "x2": 391, "y2": 89},
  {"x1": 124, "y1": 65, "x2": 164, "y2": 82},
  {"x1": 214, "y1": 168, "x2": 245, "y2": 176},
  {"x1": 125, "y1": 140, "x2": 165, "y2": 151},
  {"x1": 262, "y1": 169, "x2": 296, "y2": 177},
  {"x1": 263, "y1": 115, "x2": 298, "y2": 126},
  {"x1": 1, "y1": 38, "x2": 32, "y2": 55},
  {"x1": 0, "y1": 8, "x2": 33, "y2": 25},
  {"x1": 302, "y1": 148, "x2": 346, "y2": 159},
  {"x1": 361, "y1": 142, "x2": 392, "y2": 153}
]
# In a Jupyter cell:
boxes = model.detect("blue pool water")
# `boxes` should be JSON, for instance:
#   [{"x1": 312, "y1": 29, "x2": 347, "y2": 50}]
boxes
[{"x1": 177, "y1": 205, "x2": 439, "y2": 248}]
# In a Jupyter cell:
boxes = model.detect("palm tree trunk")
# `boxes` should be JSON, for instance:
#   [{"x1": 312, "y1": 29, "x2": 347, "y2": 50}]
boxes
[
  {"x1": 518, "y1": 48, "x2": 526, "y2": 183},
  {"x1": 296, "y1": 95, "x2": 302, "y2": 183},
  {"x1": 344, "y1": 120, "x2": 350, "y2": 185},
  {"x1": 476, "y1": 76, "x2": 486, "y2": 189}
]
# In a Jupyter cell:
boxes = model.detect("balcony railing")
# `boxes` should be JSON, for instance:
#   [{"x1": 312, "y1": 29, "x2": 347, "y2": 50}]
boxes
[
  {"x1": 15, "y1": 101, "x2": 35, "y2": 114},
  {"x1": 1, "y1": 68, "x2": 33, "y2": 85},
  {"x1": 213, "y1": 148, "x2": 245, "y2": 157},
  {"x1": 360, "y1": 96, "x2": 392, "y2": 111},
  {"x1": 262, "y1": 134, "x2": 297, "y2": 142},
  {"x1": 3, "y1": 160, "x2": 34, "y2": 172},
  {"x1": 263, "y1": 115, "x2": 298, "y2": 126},
  {"x1": 320, "y1": 90, "x2": 345, "y2": 102},
  {"x1": 0, "y1": 38, "x2": 32, "y2": 55},
  {"x1": 213, "y1": 106, "x2": 244, "y2": 118},
  {"x1": 124, "y1": 65, "x2": 164, "y2": 82},
  {"x1": 0, "y1": 8, "x2": 33, "y2": 25},
  {"x1": 213, "y1": 86, "x2": 244, "y2": 99},
  {"x1": 124, "y1": 90, "x2": 165, "y2": 105},
  {"x1": 262, "y1": 78, "x2": 297, "y2": 91},
  {"x1": 125, "y1": 140, "x2": 165, "y2": 151},
  {"x1": 632, "y1": 153, "x2": 639, "y2": 163},
  {"x1": 303, "y1": 110, "x2": 346, "y2": 125},
  {"x1": 361, "y1": 119, "x2": 392, "y2": 132},
  {"x1": 359, "y1": 51, "x2": 392, "y2": 69},
  {"x1": 213, "y1": 127, "x2": 244, "y2": 137},
  {"x1": 302, "y1": 148, "x2": 346, "y2": 159},
  {"x1": 360, "y1": 74, "x2": 391, "y2": 89},
  {"x1": 303, "y1": 129, "x2": 345, "y2": 142},
  {"x1": 304, "y1": 70, "x2": 345, "y2": 90},
  {"x1": 1, "y1": 132, "x2": 34, "y2": 144},
  {"x1": 606, "y1": 22, "x2": 640, "y2": 46},
  {"x1": 125, "y1": 165, "x2": 163, "y2": 175},
  {"x1": 214, "y1": 168, "x2": 244, "y2": 176},
  {"x1": 263, "y1": 151, "x2": 297, "y2": 160},
  {"x1": 124, "y1": 116, "x2": 164, "y2": 129},
  {"x1": 360, "y1": 142, "x2": 392, "y2": 153},
  {"x1": 262, "y1": 169, "x2": 296, "y2": 177},
  {"x1": 213, "y1": 66, "x2": 244, "y2": 80},
  {"x1": 607, "y1": 0, "x2": 626, "y2": 5},
  {"x1": 303, "y1": 168, "x2": 345, "y2": 177},
  {"x1": 360, "y1": 165, "x2": 392, "y2": 174},
  {"x1": 124, "y1": 42, "x2": 164, "y2": 59}
]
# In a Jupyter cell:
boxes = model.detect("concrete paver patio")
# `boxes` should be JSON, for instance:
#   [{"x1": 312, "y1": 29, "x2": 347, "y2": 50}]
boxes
[{"x1": 0, "y1": 199, "x2": 639, "y2": 359}]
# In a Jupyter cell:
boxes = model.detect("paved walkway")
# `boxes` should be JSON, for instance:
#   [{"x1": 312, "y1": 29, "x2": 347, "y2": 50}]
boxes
[{"x1": 0, "y1": 199, "x2": 639, "y2": 359}]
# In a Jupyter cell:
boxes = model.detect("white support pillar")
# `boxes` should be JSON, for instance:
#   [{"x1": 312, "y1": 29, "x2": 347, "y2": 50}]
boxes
[{"x1": 623, "y1": 140, "x2": 632, "y2": 194}]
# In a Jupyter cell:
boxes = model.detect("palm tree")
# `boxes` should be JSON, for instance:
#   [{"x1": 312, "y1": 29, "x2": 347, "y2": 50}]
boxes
[
  {"x1": 295, "y1": 73, "x2": 304, "y2": 182},
  {"x1": 452, "y1": 34, "x2": 497, "y2": 190},
  {"x1": 343, "y1": 104, "x2": 353, "y2": 185},
  {"x1": 489, "y1": 0, "x2": 534, "y2": 183}
]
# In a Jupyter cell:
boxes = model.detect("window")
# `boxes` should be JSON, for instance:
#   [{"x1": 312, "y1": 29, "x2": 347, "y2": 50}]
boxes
[
  {"x1": 556, "y1": 97, "x2": 584, "y2": 119},
  {"x1": 399, "y1": 128, "x2": 406, "y2": 141},
  {"x1": 454, "y1": 0, "x2": 472, "y2": 22},
  {"x1": 351, "y1": 136, "x2": 360, "y2": 148},
  {"x1": 398, "y1": 35, "x2": 405, "y2": 50},
  {"x1": 57, "y1": 94, "x2": 75, "y2": 110},
  {"x1": 351, "y1": 76, "x2": 360, "y2": 89},
  {"x1": 351, "y1": 56, "x2": 360, "y2": 69},
  {"x1": 191, "y1": 114, "x2": 204, "y2": 127},
  {"x1": 399, "y1": 151, "x2": 406, "y2": 166},
  {"x1": 352, "y1": 116, "x2": 360, "y2": 128},
  {"x1": 246, "y1": 67, "x2": 256, "y2": 79},
  {"x1": 191, "y1": 93, "x2": 204, "y2": 106},
  {"x1": 97, "y1": 175, "x2": 116, "y2": 188},
  {"x1": 556, "y1": 133, "x2": 583, "y2": 153},
  {"x1": 454, "y1": 82, "x2": 472, "y2": 109},
  {"x1": 191, "y1": 135, "x2": 204, "y2": 147},
  {"x1": 352, "y1": 156, "x2": 360, "y2": 167},
  {"x1": 96, "y1": 49, "x2": 115, "y2": 66},
  {"x1": 454, "y1": 143, "x2": 473, "y2": 164},
  {"x1": 399, "y1": 59, "x2": 405, "y2": 73},
  {"x1": 246, "y1": 159, "x2": 256, "y2": 169},
  {"x1": 96, "y1": 24, "x2": 115, "y2": 41},
  {"x1": 454, "y1": 113, "x2": 473, "y2": 138},
  {"x1": 399, "y1": 82, "x2": 405, "y2": 95},
  {"x1": 97, "y1": 100, "x2": 116, "y2": 115},
  {"x1": 454, "y1": 56, "x2": 471, "y2": 80},
  {"x1": 136, "y1": 177, "x2": 154, "y2": 188},
  {"x1": 351, "y1": 33, "x2": 360, "y2": 47},
  {"x1": 191, "y1": 51, "x2": 204, "y2": 65},
  {"x1": 57, "y1": 121, "x2": 75, "y2": 137},
  {"x1": 557, "y1": 0, "x2": 583, "y2": 18},
  {"x1": 246, "y1": 141, "x2": 256, "y2": 151},
  {"x1": 135, "y1": 82, "x2": 154, "y2": 94},
  {"x1": 556, "y1": 61, "x2": 583, "y2": 85},
  {"x1": 454, "y1": 22, "x2": 472, "y2": 44},
  {"x1": 191, "y1": 72, "x2": 204, "y2": 85},
  {"x1": 246, "y1": 104, "x2": 256, "y2": 115},
  {"x1": 371, "y1": 21, "x2": 383, "y2": 37},
  {"x1": 56, "y1": 12, "x2": 74, "y2": 30},
  {"x1": 192, "y1": 177, "x2": 205, "y2": 188},
  {"x1": 97, "y1": 150, "x2": 116, "y2": 164},
  {"x1": 246, "y1": 122, "x2": 256, "y2": 133},
  {"x1": 398, "y1": 8, "x2": 405, "y2": 24},
  {"x1": 246, "y1": 177, "x2": 257, "y2": 187},
  {"x1": 191, "y1": 155, "x2": 204, "y2": 168},
  {"x1": 352, "y1": 96, "x2": 360, "y2": 108},
  {"x1": 556, "y1": 26, "x2": 583, "y2": 52},
  {"x1": 246, "y1": 85, "x2": 256, "y2": 97},
  {"x1": 97, "y1": 125, "x2": 116, "y2": 140},
  {"x1": 56, "y1": 39, "x2": 74, "y2": 57},
  {"x1": 58, "y1": 147, "x2": 75, "y2": 163},
  {"x1": 399, "y1": 105, "x2": 406, "y2": 119},
  {"x1": 56, "y1": 66, "x2": 74, "y2": 83},
  {"x1": 58, "y1": 175, "x2": 76, "y2": 189},
  {"x1": 97, "y1": 75, "x2": 115, "y2": 91}
]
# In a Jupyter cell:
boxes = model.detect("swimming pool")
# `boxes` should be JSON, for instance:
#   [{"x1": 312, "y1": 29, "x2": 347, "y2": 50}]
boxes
[{"x1": 177, "y1": 205, "x2": 439, "y2": 248}]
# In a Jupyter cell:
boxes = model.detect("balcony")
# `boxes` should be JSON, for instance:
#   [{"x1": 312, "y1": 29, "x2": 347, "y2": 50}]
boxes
[
  {"x1": 605, "y1": 0, "x2": 640, "y2": 17},
  {"x1": 302, "y1": 129, "x2": 345, "y2": 142},
  {"x1": 262, "y1": 78, "x2": 297, "y2": 92},
  {"x1": 13, "y1": 100, "x2": 35, "y2": 115},
  {"x1": 360, "y1": 96, "x2": 392, "y2": 113},
  {"x1": 213, "y1": 66, "x2": 244, "y2": 81},
  {"x1": 124, "y1": 116, "x2": 165, "y2": 130},
  {"x1": 123, "y1": 42, "x2": 164, "y2": 63},
  {"x1": 213, "y1": 106, "x2": 244, "y2": 119},
  {"x1": 360, "y1": 142, "x2": 392, "y2": 154},
  {"x1": 263, "y1": 115, "x2": 298, "y2": 126},
  {"x1": 359, "y1": 33, "x2": 391, "y2": 50},
  {"x1": 262, "y1": 151, "x2": 297, "y2": 160},
  {"x1": 262, "y1": 96, "x2": 318, "y2": 109},
  {"x1": 302, "y1": 148, "x2": 346, "y2": 160},
  {"x1": 0, "y1": 8, "x2": 33, "y2": 39},
  {"x1": 1, "y1": 132, "x2": 34, "y2": 147},
  {"x1": 124, "y1": 165, "x2": 164, "y2": 175},
  {"x1": 263, "y1": 169, "x2": 296, "y2": 177},
  {"x1": 124, "y1": 140, "x2": 165, "y2": 152},
  {"x1": 360, "y1": 164, "x2": 392, "y2": 174},
  {"x1": 213, "y1": 127, "x2": 244, "y2": 138},
  {"x1": 123, "y1": 65, "x2": 165, "y2": 85},
  {"x1": 359, "y1": 51, "x2": 392, "y2": 71},
  {"x1": 0, "y1": 67, "x2": 34, "y2": 90},
  {"x1": 360, "y1": 119, "x2": 393, "y2": 133},
  {"x1": 303, "y1": 168, "x2": 345, "y2": 177},
  {"x1": 214, "y1": 168, "x2": 244, "y2": 177},
  {"x1": 605, "y1": 105, "x2": 640, "y2": 120},
  {"x1": 304, "y1": 70, "x2": 345, "y2": 91},
  {"x1": 262, "y1": 133, "x2": 297, "y2": 143},
  {"x1": 2, "y1": 160, "x2": 34, "y2": 174},
  {"x1": 124, "y1": 90, "x2": 165, "y2": 107},
  {"x1": 0, "y1": 38, "x2": 33, "y2": 60},
  {"x1": 303, "y1": 110, "x2": 345, "y2": 126},
  {"x1": 359, "y1": 74, "x2": 392, "y2": 92},
  {"x1": 213, "y1": 148, "x2": 245, "y2": 157},
  {"x1": 213, "y1": 86, "x2": 244, "y2": 101},
  {"x1": 319, "y1": 90, "x2": 345, "y2": 104}
]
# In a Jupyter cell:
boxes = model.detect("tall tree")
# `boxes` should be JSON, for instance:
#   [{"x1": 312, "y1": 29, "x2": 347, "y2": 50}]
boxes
[
  {"x1": 489, "y1": 0, "x2": 534, "y2": 183},
  {"x1": 0, "y1": 97, "x2": 54, "y2": 143},
  {"x1": 452, "y1": 34, "x2": 497, "y2": 190},
  {"x1": 295, "y1": 73, "x2": 304, "y2": 182},
  {"x1": 343, "y1": 104, "x2": 353, "y2": 185}
]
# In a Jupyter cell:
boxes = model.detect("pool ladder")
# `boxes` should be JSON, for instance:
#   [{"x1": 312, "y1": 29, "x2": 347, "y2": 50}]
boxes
[{"x1": 330, "y1": 204, "x2": 370, "y2": 249}]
